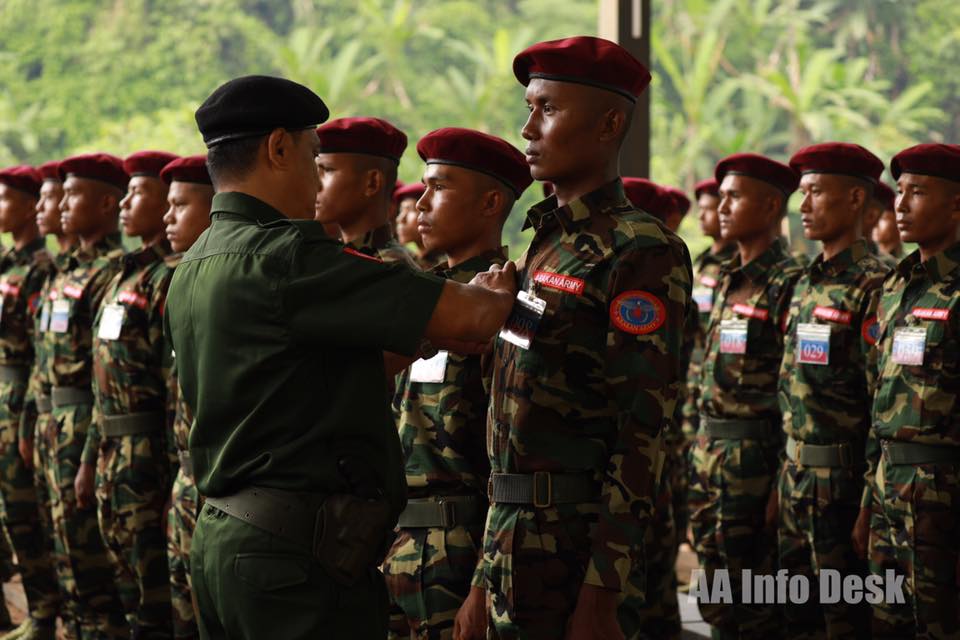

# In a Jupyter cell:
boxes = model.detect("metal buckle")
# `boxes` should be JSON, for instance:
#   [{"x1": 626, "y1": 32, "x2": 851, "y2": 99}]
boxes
[
  {"x1": 438, "y1": 498, "x2": 456, "y2": 529},
  {"x1": 533, "y1": 471, "x2": 552, "y2": 508}
]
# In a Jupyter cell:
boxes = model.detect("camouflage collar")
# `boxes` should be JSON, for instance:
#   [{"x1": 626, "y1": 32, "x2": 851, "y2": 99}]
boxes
[
  {"x1": 72, "y1": 232, "x2": 123, "y2": 265},
  {"x1": 123, "y1": 239, "x2": 173, "y2": 270},
  {"x1": 810, "y1": 238, "x2": 869, "y2": 279},
  {"x1": 724, "y1": 237, "x2": 789, "y2": 283},
  {"x1": 1, "y1": 236, "x2": 47, "y2": 267},
  {"x1": 901, "y1": 241, "x2": 960, "y2": 283},
  {"x1": 522, "y1": 179, "x2": 630, "y2": 233},
  {"x1": 211, "y1": 192, "x2": 285, "y2": 225},
  {"x1": 347, "y1": 223, "x2": 394, "y2": 254},
  {"x1": 695, "y1": 243, "x2": 737, "y2": 269},
  {"x1": 433, "y1": 246, "x2": 508, "y2": 278}
]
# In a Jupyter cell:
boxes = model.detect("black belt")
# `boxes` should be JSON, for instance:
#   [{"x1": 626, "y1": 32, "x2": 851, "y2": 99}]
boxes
[
  {"x1": 786, "y1": 435, "x2": 858, "y2": 468},
  {"x1": 489, "y1": 472, "x2": 597, "y2": 508},
  {"x1": 397, "y1": 495, "x2": 486, "y2": 529},
  {"x1": 0, "y1": 365, "x2": 28, "y2": 385},
  {"x1": 51, "y1": 386, "x2": 94, "y2": 408},
  {"x1": 178, "y1": 451, "x2": 193, "y2": 480},
  {"x1": 881, "y1": 440, "x2": 960, "y2": 466},
  {"x1": 204, "y1": 486, "x2": 326, "y2": 553},
  {"x1": 36, "y1": 394, "x2": 53, "y2": 414},
  {"x1": 702, "y1": 415, "x2": 772, "y2": 440},
  {"x1": 101, "y1": 412, "x2": 164, "y2": 437}
]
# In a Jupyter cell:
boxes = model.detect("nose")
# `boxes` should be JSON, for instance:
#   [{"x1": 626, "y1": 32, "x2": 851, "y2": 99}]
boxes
[
  {"x1": 717, "y1": 196, "x2": 730, "y2": 216},
  {"x1": 895, "y1": 192, "x2": 907, "y2": 214},
  {"x1": 799, "y1": 193, "x2": 811, "y2": 213},
  {"x1": 162, "y1": 207, "x2": 174, "y2": 225},
  {"x1": 521, "y1": 112, "x2": 537, "y2": 141},
  {"x1": 415, "y1": 193, "x2": 428, "y2": 213}
]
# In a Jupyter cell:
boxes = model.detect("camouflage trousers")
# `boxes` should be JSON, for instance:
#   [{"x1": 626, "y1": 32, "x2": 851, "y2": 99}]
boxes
[
  {"x1": 670, "y1": 443, "x2": 691, "y2": 545},
  {"x1": 482, "y1": 503, "x2": 597, "y2": 640},
  {"x1": 383, "y1": 523, "x2": 483, "y2": 639},
  {"x1": 777, "y1": 459, "x2": 870, "y2": 639},
  {"x1": 0, "y1": 379, "x2": 61, "y2": 625},
  {"x1": 48, "y1": 402, "x2": 127, "y2": 640},
  {"x1": 688, "y1": 434, "x2": 780, "y2": 638},
  {"x1": 619, "y1": 454, "x2": 681, "y2": 640},
  {"x1": 167, "y1": 466, "x2": 200, "y2": 639},
  {"x1": 868, "y1": 457, "x2": 960, "y2": 639},
  {"x1": 95, "y1": 432, "x2": 172, "y2": 639}
]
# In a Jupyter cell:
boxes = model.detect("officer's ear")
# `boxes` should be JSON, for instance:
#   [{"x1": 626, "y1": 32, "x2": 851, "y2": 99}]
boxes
[{"x1": 264, "y1": 128, "x2": 292, "y2": 170}]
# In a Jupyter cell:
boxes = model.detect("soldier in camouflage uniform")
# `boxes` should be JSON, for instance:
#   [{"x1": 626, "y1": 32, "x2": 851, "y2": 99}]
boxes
[
  {"x1": 42, "y1": 153, "x2": 129, "y2": 639},
  {"x1": 453, "y1": 37, "x2": 692, "y2": 640},
  {"x1": 395, "y1": 183, "x2": 446, "y2": 270},
  {"x1": 383, "y1": 128, "x2": 530, "y2": 640},
  {"x1": 687, "y1": 153, "x2": 805, "y2": 639},
  {"x1": 864, "y1": 181, "x2": 898, "y2": 270},
  {"x1": 0, "y1": 166, "x2": 61, "y2": 640},
  {"x1": 159, "y1": 155, "x2": 212, "y2": 640},
  {"x1": 776, "y1": 144, "x2": 890, "y2": 639},
  {"x1": 853, "y1": 143, "x2": 960, "y2": 639},
  {"x1": 313, "y1": 117, "x2": 420, "y2": 268},
  {"x1": 73, "y1": 151, "x2": 179, "y2": 638},
  {"x1": 872, "y1": 181, "x2": 906, "y2": 269}
]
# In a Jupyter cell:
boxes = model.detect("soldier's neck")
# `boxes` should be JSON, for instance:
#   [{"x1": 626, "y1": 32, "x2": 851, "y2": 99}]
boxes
[
  {"x1": 879, "y1": 240, "x2": 900, "y2": 256},
  {"x1": 736, "y1": 231, "x2": 778, "y2": 266},
  {"x1": 79, "y1": 228, "x2": 114, "y2": 252},
  {"x1": 710, "y1": 238, "x2": 729, "y2": 254},
  {"x1": 12, "y1": 224, "x2": 40, "y2": 252},
  {"x1": 339, "y1": 204, "x2": 389, "y2": 245},
  {"x1": 821, "y1": 229, "x2": 860, "y2": 262},
  {"x1": 919, "y1": 228, "x2": 960, "y2": 263},
  {"x1": 57, "y1": 234, "x2": 78, "y2": 254},
  {"x1": 446, "y1": 234, "x2": 502, "y2": 269},
  {"x1": 551, "y1": 164, "x2": 619, "y2": 208}
]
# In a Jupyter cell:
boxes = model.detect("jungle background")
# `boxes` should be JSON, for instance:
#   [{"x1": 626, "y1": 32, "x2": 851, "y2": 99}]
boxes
[{"x1": 0, "y1": 0, "x2": 956, "y2": 256}]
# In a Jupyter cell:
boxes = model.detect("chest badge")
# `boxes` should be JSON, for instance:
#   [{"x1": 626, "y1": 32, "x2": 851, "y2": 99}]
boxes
[{"x1": 610, "y1": 291, "x2": 666, "y2": 335}]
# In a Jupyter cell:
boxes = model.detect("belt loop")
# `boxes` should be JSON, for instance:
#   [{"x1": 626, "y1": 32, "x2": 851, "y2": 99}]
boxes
[
  {"x1": 839, "y1": 443, "x2": 850, "y2": 468},
  {"x1": 439, "y1": 498, "x2": 455, "y2": 528},
  {"x1": 533, "y1": 471, "x2": 552, "y2": 508}
]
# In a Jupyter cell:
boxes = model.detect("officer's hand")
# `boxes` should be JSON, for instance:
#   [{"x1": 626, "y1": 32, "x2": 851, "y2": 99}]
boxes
[
  {"x1": 564, "y1": 584, "x2": 625, "y2": 640},
  {"x1": 852, "y1": 507, "x2": 871, "y2": 560},
  {"x1": 18, "y1": 436, "x2": 33, "y2": 470},
  {"x1": 764, "y1": 488, "x2": 778, "y2": 530},
  {"x1": 75, "y1": 463, "x2": 96, "y2": 510},
  {"x1": 470, "y1": 262, "x2": 518, "y2": 297},
  {"x1": 453, "y1": 585, "x2": 487, "y2": 640}
]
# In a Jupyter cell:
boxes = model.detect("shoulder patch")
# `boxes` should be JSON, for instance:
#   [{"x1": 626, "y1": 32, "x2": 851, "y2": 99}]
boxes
[
  {"x1": 610, "y1": 290, "x2": 666, "y2": 335},
  {"x1": 861, "y1": 315, "x2": 879, "y2": 346}
]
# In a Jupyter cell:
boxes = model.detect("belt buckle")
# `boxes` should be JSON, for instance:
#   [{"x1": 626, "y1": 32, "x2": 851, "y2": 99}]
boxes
[
  {"x1": 533, "y1": 471, "x2": 552, "y2": 508},
  {"x1": 437, "y1": 498, "x2": 456, "y2": 529}
]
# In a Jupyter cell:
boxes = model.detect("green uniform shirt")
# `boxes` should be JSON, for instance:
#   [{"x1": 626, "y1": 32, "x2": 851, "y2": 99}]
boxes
[
  {"x1": 778, "y1": 239, "x2": 889, "y2": 447},
  {"x1": 348, "y1": 222, "x2": 420, "y2": 270},
  {"x1": 165, "y1": 192, "x2": 445, "y2": 518},
  {"x1": 862, "y1": 241, "x2": 960, "y2": 507}
]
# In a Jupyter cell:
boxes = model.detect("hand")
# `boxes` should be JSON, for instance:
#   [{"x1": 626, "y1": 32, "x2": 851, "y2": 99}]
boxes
[
  {"x1": 75, "y1": 462, "x2": 97, "y2": 510},
  {"x1": 18, "y1": 437, "x2": 33, "y2": 470},
  {"x1": 852, "y1": 507, "x2": 871, "y2": 560},
  {"x1": 469, "y1": 262, "x2": 518, "y2": 298},
  {"x1": 764, "y1": 488, "x2": 779, "y2": 530},
  {"x1": 453, "y1": 585, "x2": 487, "y2": 640},
  {"x1": 564, "y1": 584, "x2": 625, "y2": 640}
]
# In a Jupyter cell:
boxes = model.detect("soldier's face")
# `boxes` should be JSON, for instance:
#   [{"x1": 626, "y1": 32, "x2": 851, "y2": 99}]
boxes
[
  {"x1": 417, "y1": 164, "x2": 487, "y2": 255},
  {"x1": 873, "y1": 209, "x2": 899, "y2": 246},
  {"x1": 36, "y1": 180, "x2": 63, "y2": 236},
  {"x1": 698, "y1": 194, "x2": 721, "y2": 239},
  {"x1": 314, "y1": 153, "x2": 368, "y2": 224},
  {"x1": 396, "y1": 198, "x2": 421, "y2": 245},
  {"x1": 717, "y1": 174, "x2": 779, "y2": 242},
  {"x1": 797, "y1": 173, "x2": 860, "y2": 243},
  {"x1": 164, "y1": 181, "x2": 213, "y2": 253},
  {"x1": 895, "y1": 173, "x2": 960, "y2": 245},
  {"x1": 0, "y1": 184, "x2": 36, "y2": 234},
  {"x1": 120, "y1": 176, "x2": 168, "y2": 240},
  {"x1": 60, "y1": 177, "x2": 116, "y2": 237}
]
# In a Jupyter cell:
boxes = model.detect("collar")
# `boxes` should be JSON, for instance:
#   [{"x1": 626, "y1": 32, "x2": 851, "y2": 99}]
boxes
[
  {"x1": 123, "y1": 239, "x2": 173, "y2": 270},
  {"x1": 522, "y1": 178, "x2": 630, "y2": 234},
  {"x1": 211, "y1": 192, "x2": 286, "y2": 225},
  {"x1": 348, "y1": 223, "x2": 394, "y2": 254},
  {"x1": 725, "y1": 237, "x2": 789, "y2": 283},
  {"x1": 696, "y1": 243, "x2": 737, "y2": 267},
  {"x1": 899, "y1": 241, "x2": 960, "y2": 284},
  {"x1": 809, "y1": 238, "x2": 868, "y2": 279},
  {"x1": 433, "y1": 246, "x2": 508, "y2": 278},
  {"x1": 2, "y1": 237, "x2": 47, "y2": 266},
  {"x1": 72, "y1": 232, "x2": 122, "y2": 265}
]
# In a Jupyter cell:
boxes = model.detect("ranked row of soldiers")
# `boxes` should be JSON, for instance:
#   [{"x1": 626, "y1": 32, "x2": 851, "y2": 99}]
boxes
[{"x1": 0, "y1": 32, "x2": 955, "y2": 640}]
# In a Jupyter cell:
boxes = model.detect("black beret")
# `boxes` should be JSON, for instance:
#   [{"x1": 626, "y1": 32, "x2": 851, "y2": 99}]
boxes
[{"x1": 195, "y1": 75, "x2": 330, "y2": 148}]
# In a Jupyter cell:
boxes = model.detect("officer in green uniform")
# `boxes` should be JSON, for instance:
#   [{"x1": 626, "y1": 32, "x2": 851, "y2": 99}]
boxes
[
  {"x1": 45, "y1": 153, "x2": 129, "y2": 639},
  {"x1": 160, "y1": 154, "x2": 213, "y2": 640},
  {"x1": 74, "y1": 150, "x2": 179, "y2": 639},
  {"x1": 164, "y1": 75, "x2": 518, "y2": 639},
  {"x1": 313, "y1": 117, "x2": 419, "y2": 268},
  {"x1": 687, "y1": 153, "x2": 805, "y2": 639},
  {"x1": 777, "y1": 143, "x2": 890, "y2": 639},
  {"x1": 456, "y1": 37, "x2": 692, "y2": 640},
  {"x1": 864, "y1": 181, "x2": 898, "y2": 269},
  {"x1": 383, "y1": 127, "x2": 531, "y2": 640},
  {"x1": 852, "y1": 143, "x2": 960, "y2": 638},
  {"x1": 0, "y1": 166, "x2": 61, "y2": 640}
]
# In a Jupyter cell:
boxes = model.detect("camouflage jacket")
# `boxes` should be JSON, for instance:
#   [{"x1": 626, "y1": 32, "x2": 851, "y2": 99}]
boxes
[
  {"x1": 82, "y1": 242, "x2": 175, "y2": 465},
  {"x1": 487, "y1": 179, "x2": 692, "y2": 592},
  {"x1": 867, "y1": 239, "x2": 898, "y2": 270},
  {"x1": 163, "y1": 254, "x2": 193, "y2": 457},
  {"x1": 347, "y1": 222, "x2": 420, "y2": 269},
  {"x1": 0, "y1": 238, "x2": 52, "y2": 370},
  {"x1": 862, "y1": 241, "x2": 960, "y2": 507},
  {"x1": 778, "y1": 239, "x2": 888, "y2": 449},
  {"x1": 698, "y1": 237, "x2": 804, "y2": 424},
  {"x1": 392, "y1": 247, "x2": 506, "y2": 497},
  {"x1": 41, "y1": 234, "x2": 123, "y2": 393}
]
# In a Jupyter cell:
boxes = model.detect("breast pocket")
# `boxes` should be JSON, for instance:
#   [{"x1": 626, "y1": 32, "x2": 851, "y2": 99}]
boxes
[{"x1": 918, "y1": 321, "x2": 958, "y2": 425}]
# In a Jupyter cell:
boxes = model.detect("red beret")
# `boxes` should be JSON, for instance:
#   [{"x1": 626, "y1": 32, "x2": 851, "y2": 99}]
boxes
[
  {"x1": 392, "y1": 182, "x2": 425, "y2": 204},
  {"x1": 663, "y1": 186, "x2": 691, "y2": 215},
  {"x1": 622, "y1": 178, "x2": 673, "y2": 220},
  {"x1": 124, "y1": 151, "x2": 180, "y2": 178},
  {"x1": 160, "y1": 155, "x2": 211, "y2": 186},
  {"x1": 417, "y1": 127, "x2": 532, "y2": 197},
  {"x1": 789, "y1": 143, "x2": 884, "y2": 182},
  {"x1": 694, "y1": 178, "x2": 719, "y2": 199},
  {"x1": 58, "y1": 154, "x2": 128, "y2": 190},
  {"x1": 0, "y1": 166, "x2": 42, "y2": 198},
  {"x1": 316, "y1": 117, "x2": 407, "y2": 162},
  {"x1": 873, "y1": 181, "x2": 896, "y2": 210},
  {"x1": 891, "y1": 143, "x2": 960, "y2": 182},
  {"x1": 513, "y1": 36, "x2": 651, "y2": 102},
  {"x1": 715, "y1": 153, "x2": 799, "y2": 195},
  {"x1": 38, "y1": 161, "x2": 62, "y2": 183}
]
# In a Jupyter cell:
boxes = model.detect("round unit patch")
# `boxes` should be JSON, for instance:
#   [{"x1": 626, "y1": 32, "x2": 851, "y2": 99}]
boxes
[
  {"x1": 610, "y1": 291, "x2": 666, "y2": 335},
  {"x1": 861, "y1": 315, "x2": 879, "y2": 346}
]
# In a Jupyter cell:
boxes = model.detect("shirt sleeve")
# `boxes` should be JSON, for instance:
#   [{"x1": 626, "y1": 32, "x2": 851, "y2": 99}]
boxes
[
  {"x1": 583, "y1": 239, "x2": 692, "y2": 593},
  {"x1": 859, "y1": 282, "x2": 885, "y2": 510},
  {"x1": 284, "y1": 241, "x2": 445, "y2": 357}
]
